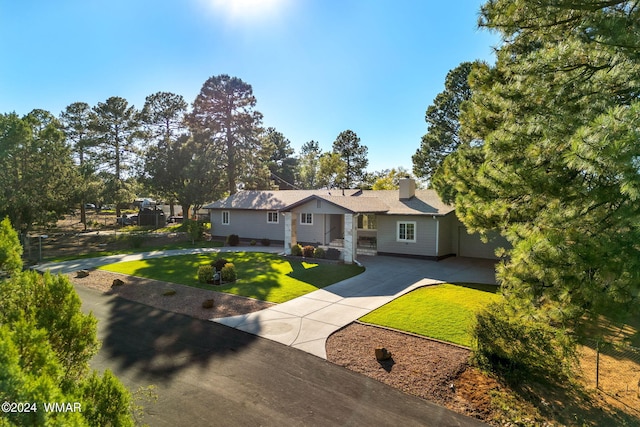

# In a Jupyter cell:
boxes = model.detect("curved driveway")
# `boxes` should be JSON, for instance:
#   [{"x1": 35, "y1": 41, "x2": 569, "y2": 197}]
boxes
[{"x1": 38, "y1": 247, "x2": 497, "y2": 360}]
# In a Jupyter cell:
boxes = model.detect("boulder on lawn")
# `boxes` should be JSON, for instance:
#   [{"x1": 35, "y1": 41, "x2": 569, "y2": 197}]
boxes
[
  {"x1": 76, "y1": 270, "x2": 90, "y2": 278},
  {"x1": 375, "y1": 347, "x2": 392, "y2": 361},
  {"x1": 112, "y1": 278, "x2": 125, "y2": 287}
]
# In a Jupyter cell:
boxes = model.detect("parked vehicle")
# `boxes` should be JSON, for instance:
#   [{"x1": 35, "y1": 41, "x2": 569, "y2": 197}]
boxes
[
  {"x1": 167, "y1": 215, "x2": 184, "y2": 224},
  {"x1": 116, "y1": 214, "x2": 138, "y2": 226}
]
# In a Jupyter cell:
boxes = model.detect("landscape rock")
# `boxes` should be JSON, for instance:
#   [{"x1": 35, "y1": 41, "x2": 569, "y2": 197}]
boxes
[
  {"x1": 76, "y1": 270, "x2": 90, "y2": 278},
  {"x1": 375, "y1": 347, "x2": 392, "y2": 361},
  {"x1": 112, "y1": 278, "x2": 125, "y2": 287}
]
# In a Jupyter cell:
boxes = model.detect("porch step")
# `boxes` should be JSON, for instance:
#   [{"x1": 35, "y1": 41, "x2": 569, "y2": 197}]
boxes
[
  {"x1": 328, "y1": 239, "x2": 344, "y2": 248},
  {"x1": 320, "y1": 244, "x2": 377, "y2": 257}
]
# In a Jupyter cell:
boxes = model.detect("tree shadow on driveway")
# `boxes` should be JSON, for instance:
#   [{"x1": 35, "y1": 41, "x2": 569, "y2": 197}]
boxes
[{"x1": 98, "y1": 294, "x2": 259, "y2": 383}]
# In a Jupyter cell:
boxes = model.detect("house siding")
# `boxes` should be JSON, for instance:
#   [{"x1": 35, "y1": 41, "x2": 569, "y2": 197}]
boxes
[
  {"x1": 210, "y1": 210, "x2": 284, "y2": 241},
  {"x1": 450, "y1": 217, "x2": 508, "y2": 259},
  {"x1": 437, "y1": 213, "x2": 457, "y2": 257},
  {"x1": 376, "y1": 215, "x2": 437, "y2": 257}
]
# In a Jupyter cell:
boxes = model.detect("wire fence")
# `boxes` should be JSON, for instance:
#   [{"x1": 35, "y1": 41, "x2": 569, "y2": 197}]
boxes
[{"x1": 581, "y1": 339, "x2": 640, "y2": 411}]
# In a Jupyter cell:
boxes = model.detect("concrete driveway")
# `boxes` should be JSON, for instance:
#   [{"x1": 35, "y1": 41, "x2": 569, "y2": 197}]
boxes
[{"x1": 213, "y1": 255, "x2": 497, "y2": 359}]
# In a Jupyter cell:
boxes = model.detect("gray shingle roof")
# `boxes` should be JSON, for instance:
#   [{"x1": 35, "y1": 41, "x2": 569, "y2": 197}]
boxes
[{"x1": 203, "y1": 188, "x2": 454, "y2": 216}]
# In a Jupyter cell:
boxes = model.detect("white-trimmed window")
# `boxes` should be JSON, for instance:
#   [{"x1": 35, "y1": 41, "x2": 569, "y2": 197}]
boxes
[
  {"x1": 267, "y1": 211, "x2": 279, "y2": 224},
  {"x1": 300, "y1": 213, "x2": 313, "y2": 225},
  {"x1": 397, "y1": 221, "x2": 416, "y2": 242},
  {"x1": 221, "y1": 211, "x2": 230, "y2": 225}
]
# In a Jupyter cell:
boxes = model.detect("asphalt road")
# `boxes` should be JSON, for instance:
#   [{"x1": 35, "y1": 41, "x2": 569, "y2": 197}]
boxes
[{"x1": 76, "y1": 284, "x2": 487, "y2": 427}]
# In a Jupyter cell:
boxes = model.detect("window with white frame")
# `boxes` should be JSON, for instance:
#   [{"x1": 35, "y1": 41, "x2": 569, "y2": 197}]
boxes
[
  {"x1": 267, "y1": 211, "x2": 279, "y2": 224},
  {"x1": 397, "y1": 221, "x2": 416, "y2": 242},
  {"x1": 221, "y1": 211, "x2": 230, "y2": 225},
  {"x1": 300, "y1": 213, "x2": 313, "y2": 225}
]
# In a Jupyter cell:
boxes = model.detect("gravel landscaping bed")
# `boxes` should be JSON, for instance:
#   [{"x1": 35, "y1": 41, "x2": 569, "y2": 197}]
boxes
[
  {"x1": 325, "y1": 322, "x2": 494, "y2": 421},
  {"x1": 67, "y1": 269, "x2": 274, "y2": 319}
]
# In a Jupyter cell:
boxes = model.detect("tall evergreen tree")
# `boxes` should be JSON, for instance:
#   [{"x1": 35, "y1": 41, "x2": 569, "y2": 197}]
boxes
[
  {"x1": 188, "y1": 74, "x2": 263, "y2": 195},
  {"x1": 437, "y1": 0, "x2": 640, "y2": 369},
  {"x1": 60, "y1": 102, "x2": 101, "y2": 229},
  {"x1": 90, "y1": 97, "x2": 142, "y2": 217},
  {"x1": 412, "y1": 62, "x2": 474, "y2": 182},
  {"x1": 332, "y1": 129, "x2": 368, "y2": 188},
  {"x1": 0, "y1": 111, "x2": 77, "y2": 234},
  {"x1": 263, "y1": 127, "x2": 297, "y2": 189},
  {"x1": 296, "y1": 140, "x2": 322, "y2": 189},
  {"x1": 140, "y1": 92, "x2": 190, "y2": 215}
]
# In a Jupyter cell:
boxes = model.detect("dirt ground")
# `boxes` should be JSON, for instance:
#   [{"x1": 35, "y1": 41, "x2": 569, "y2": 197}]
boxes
[{"x1": 25, "y1": 212, "x2": 191, "y2": 263}]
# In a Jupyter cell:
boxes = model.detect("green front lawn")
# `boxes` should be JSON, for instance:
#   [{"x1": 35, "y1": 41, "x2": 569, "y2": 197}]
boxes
[
  {"x1": 100, "y1": 252, "x2": 365, "y2": 303},
  {"x1": 359, "y1": 283, "x2": 500, "y2": 347}
]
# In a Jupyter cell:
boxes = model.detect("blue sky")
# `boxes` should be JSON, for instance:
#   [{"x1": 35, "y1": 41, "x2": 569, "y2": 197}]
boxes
[{"x1": 0, "y1": 0, "x2": 498, "y2": 172}]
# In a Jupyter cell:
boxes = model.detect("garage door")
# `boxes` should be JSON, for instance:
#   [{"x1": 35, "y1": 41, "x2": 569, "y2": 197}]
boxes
[{"x1": 458, "y1": 226, "x2": 501, "y2": 259}]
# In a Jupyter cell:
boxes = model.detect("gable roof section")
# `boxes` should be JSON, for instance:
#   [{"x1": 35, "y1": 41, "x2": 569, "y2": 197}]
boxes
[
  {"x1": 282, "y1": 194, "x2": 390, "y2": 213},
  {"x1": 203, "y1": 188, "x2": 454, "y2": 216},
  {"x1": 202, "y1": 190, "x2": 361, "y2": 210},
  {"x1": 361, "y1": 190, "x2": 455, "y2": 215}
]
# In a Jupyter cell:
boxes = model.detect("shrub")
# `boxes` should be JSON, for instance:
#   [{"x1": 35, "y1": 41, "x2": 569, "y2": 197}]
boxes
[
  {"x1": 211, "y1": 258, "x2": 229, "y2": 272},
  {"x1": 302, "y1": 245, "x2": 315, "y2": 258},
  {"x1": 186, "y1": 219, "x2": 206, "y2": 243},
  {"x1": 314, "y1": 247, "x2": 325, "y2": 259},
  {"x1": 290, "y1": 244, "x2": 303, "y2": 256},
  {"x1": 202, "y1": 299, "x2": 215, "y2": 309},
  {"x1": 472, "y1": 301, "x2": 577, "y2": 384},
  {"x1": 226, "y1": 234, "x2": 240, "y2": 246},
  {"x1": 128, "y1": 233, "x2": 146, "y2": 249},
  {"x1": 221, "y1": 263, "x2": 237, "y2": 282},
  {"x1": 250, "y1": 240, "x2": 257, "y2": 246},
  {"x1": 326, "y1": 248, "x2": 340, "y2": 260},
  {"x1": 197, "y1": 265, "x2": 214, "y2": 283},
  {"x1": 261, "y1": 238, "x2": 271, "y2": 247}
]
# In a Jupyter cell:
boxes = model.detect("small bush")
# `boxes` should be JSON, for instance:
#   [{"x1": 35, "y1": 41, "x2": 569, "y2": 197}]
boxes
[
  {"x1": 472, "y1": 301, "x2": 577, "y2": 384},
  {"x1": 198, "y1": 265, "x2": 214, "y2": 283},
  {"x1": 326, "y1": 248, "x2": 340, "y2": 260},
  {"x1": 202, "y1": 299, "x2": 215, "y2": 309},
  {"x1": 211, "y1": 258, "x2": 229, "y2": 272},
  {"x1": 314, "y1": 247, "x2": 325, "y2": 259},
  {"x1": 186, "y1": 219, "x2": 206, "y2": 243},
  {"x1": 261, "y1": 238, "x2": 271, "y2": 247},
  {"x1": 226, "y1": 234, "x2": 240, "y2": 246},
  {"x1": 221, "y1": 263, "x2": 237, "y2": 282},
  {"x1": 128, "y1": 233, "x2": 146, "y2": 249},
  {"x1": 302, "y1": 245, "x2": 315, "y2": 258},
  {"x1": 250, "y1": 240, "x2": 257, "y2": 246},
  {"x1": 290, "y1": 244, "x2": 303, "y2": 256}
]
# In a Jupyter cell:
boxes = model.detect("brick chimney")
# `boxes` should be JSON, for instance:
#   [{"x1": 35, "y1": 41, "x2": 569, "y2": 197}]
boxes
[{"x1": 399, "y1": 178, "x2": 416, "y2": 200}]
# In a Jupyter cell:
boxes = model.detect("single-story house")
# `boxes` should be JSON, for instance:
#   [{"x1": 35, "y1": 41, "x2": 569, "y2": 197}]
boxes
[{"x1": 203, "y1": 178, "x2": 506, "y2": 264}]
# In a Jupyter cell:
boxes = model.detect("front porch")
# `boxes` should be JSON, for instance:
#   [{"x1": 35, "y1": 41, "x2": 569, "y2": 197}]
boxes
[
  {"x1": 323, "y1": 236, "x2": 377, "y2": 257},
  {"x1": 281, "y1": 194, "x2": 387, "y2": 264}
]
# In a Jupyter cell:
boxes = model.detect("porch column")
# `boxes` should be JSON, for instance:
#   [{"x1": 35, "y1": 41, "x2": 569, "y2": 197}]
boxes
[
  {"x1": 343, "y1": 213, "x2": 357, "y2": 264},
  {"x1": 284, "y1": 212, "x2": 297, "y2": 255}
]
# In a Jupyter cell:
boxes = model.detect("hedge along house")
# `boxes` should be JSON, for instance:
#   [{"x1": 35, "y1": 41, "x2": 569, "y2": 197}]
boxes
[{"x1": 204, "y1": 178, "x2": 505, "y2": 264}]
